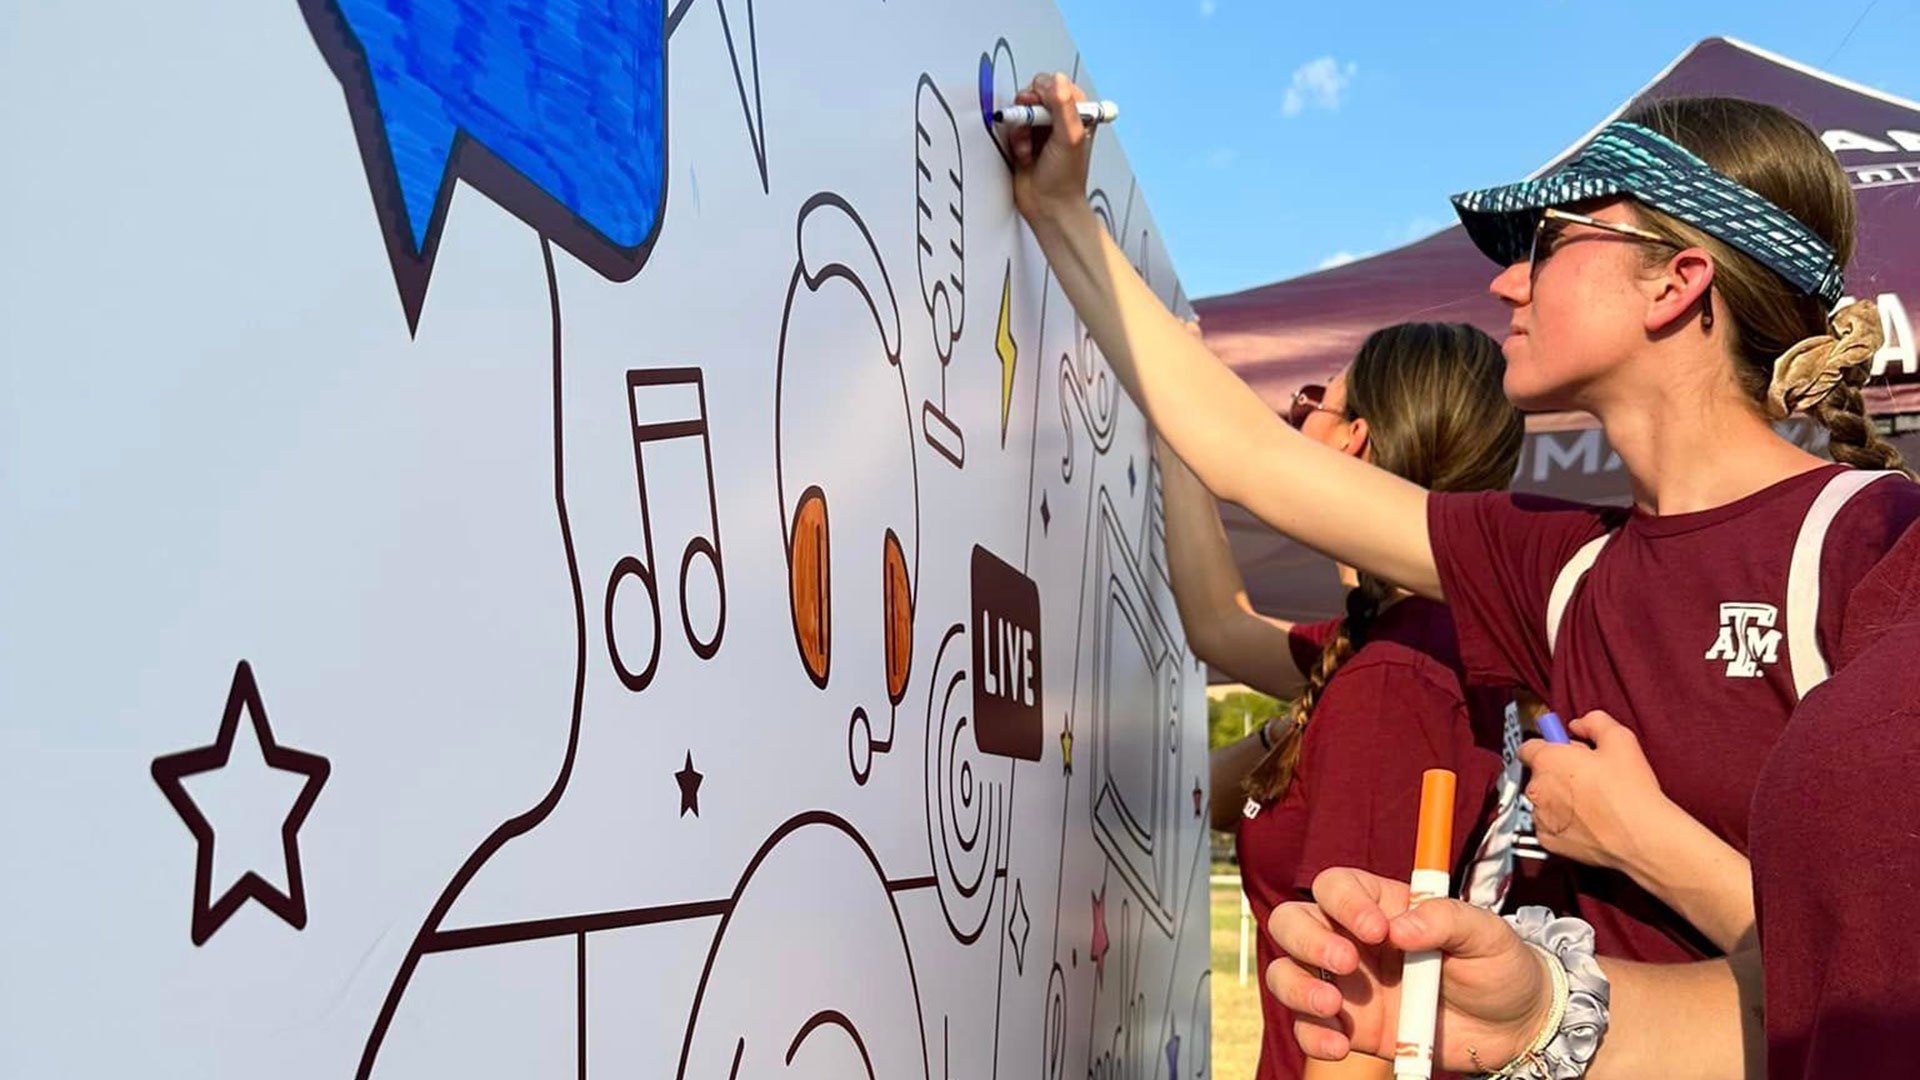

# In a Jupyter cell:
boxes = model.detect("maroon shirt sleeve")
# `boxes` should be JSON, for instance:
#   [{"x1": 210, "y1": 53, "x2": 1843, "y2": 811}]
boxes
[
  {"x1": 1753, "y1": 522, "x2": 1920, "y2": 1080},
  {"x1": 1840, "y1": 519, "x2": 1920, "y2": 664},
  {"x1": 1289, "y1": 654, "x2": 1496, "y2": 891},
  {"x1": 1752, "y1": 636, "x2": 1920, "y2": 1079},
  {"x1": 1821, "y1": 478, "x2": 1920, "y2": 662},
  {"x1": 1425, "y1": 491, "x2": 1620, "y2": 694},
  {"x1": 1287, "y1": 616, "x2": 1343, "y2": 676}
]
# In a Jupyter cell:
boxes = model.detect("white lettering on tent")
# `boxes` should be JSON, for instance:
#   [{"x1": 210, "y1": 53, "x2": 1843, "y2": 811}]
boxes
[
  {"x1": 1848, "y1": 161, "x2": 1920, "y2": 189},
  {"x1": 1531, "y1": 429, "x2": 1621, "y2": 481},
  {"x1": 1890, "y1": 130, "x2": 1920, "y2": 152},
  {"x1": 1870, "y1": 294, "x2": 1917, "y2": 378},
  {"x1": 1838, "y1": 293, "x2": 1918, "y2": 378},
  {"x1": 1823, "y1": 129, "x2": 1899, "y2": 154}
]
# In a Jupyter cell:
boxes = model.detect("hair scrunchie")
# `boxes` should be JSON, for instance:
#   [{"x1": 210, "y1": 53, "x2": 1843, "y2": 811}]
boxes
[{"x1": 1766, "y1": 299, "x2": 1884, "y2": 420}]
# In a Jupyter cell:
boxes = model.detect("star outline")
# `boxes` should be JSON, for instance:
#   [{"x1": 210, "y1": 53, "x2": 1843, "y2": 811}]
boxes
[{"x1": 150, "y1": 660, "x2": 331, "y2": 946}]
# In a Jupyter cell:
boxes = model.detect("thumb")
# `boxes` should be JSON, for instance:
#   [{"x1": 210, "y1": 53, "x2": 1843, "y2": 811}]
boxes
[
  {"x1": 1516, "y1": 738, "x2": 1574, "y2": 770},
  {"x1": 1516, "y1": 738, "x2": 1543, "y2": 769},
  {"x1": 1386, "y1": 898, "x2": 1517, "y2": 960},
  {"x1": 1569, "y1": 709, "x2": 1630, "y2": 747}
]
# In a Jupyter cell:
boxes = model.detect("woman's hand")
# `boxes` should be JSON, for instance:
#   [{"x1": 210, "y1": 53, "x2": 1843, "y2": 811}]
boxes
[
  {"x1": 1517, "y1": 710, "x2": 1669, "y2": 874},
  {"x1": 1264, "y1": 868, "x2": 1552, "y2": 1071},
  {"x1": 1519, "y1": 710, "x2": 1757, "y2": 952},
  {"x1": 1008, "y1": 73, "x2": 1096, "y2": 222}
]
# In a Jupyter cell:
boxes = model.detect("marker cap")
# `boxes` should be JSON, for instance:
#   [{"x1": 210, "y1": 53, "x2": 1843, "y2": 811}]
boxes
[{"x1": 1412, "y1": 769, "x2": 1456, "y2": 873}]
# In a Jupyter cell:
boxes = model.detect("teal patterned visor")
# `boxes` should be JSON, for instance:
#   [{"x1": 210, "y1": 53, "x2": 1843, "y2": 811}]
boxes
[{"x1": 1452, "y1": 121, "x2": 1845, "y2": 307}]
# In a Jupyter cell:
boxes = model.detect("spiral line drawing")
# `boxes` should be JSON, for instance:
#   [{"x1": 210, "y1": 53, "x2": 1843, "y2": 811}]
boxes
[{"x1": 924, "y1": 622, "x2": 1010, "y2": 944}]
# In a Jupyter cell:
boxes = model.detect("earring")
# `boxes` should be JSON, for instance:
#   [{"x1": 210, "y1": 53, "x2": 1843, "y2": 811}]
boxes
[{"x1": 1701, "y1": 283, "x2": 1714, "y2": 331}]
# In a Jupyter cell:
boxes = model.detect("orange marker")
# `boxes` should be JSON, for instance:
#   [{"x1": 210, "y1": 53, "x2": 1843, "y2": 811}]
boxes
[{"x1": 1392, "y1": 769, "x2": 1455, "y2": 1079}]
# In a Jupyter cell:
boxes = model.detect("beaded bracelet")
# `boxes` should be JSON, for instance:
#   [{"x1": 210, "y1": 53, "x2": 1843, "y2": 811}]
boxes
[{"x1": 1476, "y1": 907, "x2": 1611, "y2": 1080}]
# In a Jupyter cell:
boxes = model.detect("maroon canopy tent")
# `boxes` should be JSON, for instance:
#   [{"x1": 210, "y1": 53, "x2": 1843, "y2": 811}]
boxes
[{"x1": 1193, "y1": 36, "x2": 1920, "y2": 630}]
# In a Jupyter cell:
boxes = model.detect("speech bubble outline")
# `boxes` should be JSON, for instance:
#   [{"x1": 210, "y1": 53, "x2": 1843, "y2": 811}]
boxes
[{"x1": 299, "y1": 0, "x2": 671, "y2": 332}]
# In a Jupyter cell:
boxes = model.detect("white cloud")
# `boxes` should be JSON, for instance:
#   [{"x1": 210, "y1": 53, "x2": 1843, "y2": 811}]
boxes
[
  {"x1": 1199, "y1": 0, "x2": 1217, "y2": 15},
  {"x1": 1201, "y1": 146, "x2": 1238, "y2": 170},
  {"x1": 1281, "y1": 56, "x2": 1358, "y2": 118},
  {"x1": 1317, "y1": 250, "x2": 1370, "y2": 270}
]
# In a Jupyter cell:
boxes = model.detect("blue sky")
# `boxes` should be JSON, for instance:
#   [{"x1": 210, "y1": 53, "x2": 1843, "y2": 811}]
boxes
[{"x1": 1053, "y1": 0, "x2": 1920, "y2": 300}]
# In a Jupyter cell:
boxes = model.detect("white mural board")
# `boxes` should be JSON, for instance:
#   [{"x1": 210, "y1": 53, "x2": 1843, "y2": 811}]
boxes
[{"x1": 0, "y1": 1, "x2": 1210, "y2": 1077}]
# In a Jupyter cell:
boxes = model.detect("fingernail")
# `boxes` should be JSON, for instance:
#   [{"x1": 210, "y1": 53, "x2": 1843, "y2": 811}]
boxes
[{"x1": 1394, "y1": 911, "x2": 1425, "y2": 936}]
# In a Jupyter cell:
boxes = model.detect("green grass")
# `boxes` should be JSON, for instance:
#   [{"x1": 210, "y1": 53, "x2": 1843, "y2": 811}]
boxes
[{"x1": 1211, "y1": 880, "x2": 1264, "y2": 1078}]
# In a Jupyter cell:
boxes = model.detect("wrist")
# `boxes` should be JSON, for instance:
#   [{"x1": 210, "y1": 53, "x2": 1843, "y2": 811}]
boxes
[
  {"x1": 1024, "y1": 196, "x2": 1098, "y2": 242},
  {"x1": 1483, "y1": 908, "x2": 1612, "y2": 1080},
  {"x1": 1511, "y1": 943, "x2": 1563, "y2": 1054},
  {"x1": 1612, "y1": 793, "x2": 1683, "y2": 883}
]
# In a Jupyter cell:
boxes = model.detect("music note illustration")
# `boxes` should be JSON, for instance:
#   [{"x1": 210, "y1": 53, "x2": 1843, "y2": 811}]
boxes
[{"x1": 604, "y1": 366, "x2": 729, "y2": 693}]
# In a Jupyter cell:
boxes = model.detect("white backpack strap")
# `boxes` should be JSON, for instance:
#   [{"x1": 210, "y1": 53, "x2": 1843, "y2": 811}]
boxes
[
  {"x1": 1546, "y1": 533, "x2": 1612, "y2": 656},
  {"x1": 1785, "y1": 469, "x2": 1901, "y2": 700}
]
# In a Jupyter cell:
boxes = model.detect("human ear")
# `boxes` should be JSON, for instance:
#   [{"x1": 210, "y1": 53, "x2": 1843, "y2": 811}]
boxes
[
  {"x1": 1343, "y1": 416, "x2": 1371, "y2": 461},
  {"x1": 1645, "y1": 248, "x2": 1715, "y2": 335}
]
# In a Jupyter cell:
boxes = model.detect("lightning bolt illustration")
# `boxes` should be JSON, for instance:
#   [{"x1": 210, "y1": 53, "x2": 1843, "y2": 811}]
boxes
[{"x1": 997, "y1": 261, "x2": 1018, "y2": 444}]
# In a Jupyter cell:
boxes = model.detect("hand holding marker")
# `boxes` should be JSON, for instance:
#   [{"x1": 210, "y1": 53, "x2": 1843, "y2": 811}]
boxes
[
  {"x1": 1393, "y1": 769, "x2": 1455, "y2": 1080},
  {"x1": 992, "y1": 101, "x2": 1120, "y2": 128}
]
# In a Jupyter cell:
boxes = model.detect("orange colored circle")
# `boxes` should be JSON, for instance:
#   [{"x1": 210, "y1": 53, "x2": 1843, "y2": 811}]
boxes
[
  {"x1": 790, "y1": 488, "x2": 830, "y2": 686},
  {"x1": 883, "y1": 529, "x2": 913, "y2": 703}
]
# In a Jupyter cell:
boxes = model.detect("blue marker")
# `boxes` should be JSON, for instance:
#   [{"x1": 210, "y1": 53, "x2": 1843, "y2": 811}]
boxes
[{"x1": 1535, "y1": 711, "x2": 1571, "y2": 744}]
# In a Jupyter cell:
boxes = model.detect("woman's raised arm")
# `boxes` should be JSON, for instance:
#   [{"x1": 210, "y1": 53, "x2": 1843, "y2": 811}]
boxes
[
  {"x1": 1010, "y1": 74, "x2": 1441, "y2": 599},
  {"x1": 1156, "y1": 437, "x2": 1308, "y2": 699}
]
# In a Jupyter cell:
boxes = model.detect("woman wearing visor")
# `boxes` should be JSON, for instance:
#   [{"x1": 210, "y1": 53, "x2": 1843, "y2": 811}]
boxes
[{"x1": 1007, "y1": 76, "x2": 1918, "y2": 990}]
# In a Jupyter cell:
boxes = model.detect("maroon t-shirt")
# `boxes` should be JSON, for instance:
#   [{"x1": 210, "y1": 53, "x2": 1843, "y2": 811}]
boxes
[
  {"x1": 1427, "y1": 464, "x2": 1920, "y2": 961},
  {"x1": 1239, "y1": 599, "x2": 1507, "y2": 1080},
  {"x1": 1751, "y1": 522, "x2": 1920, "y2": 1080},
  {"x1": 1286, "y1": 615, "x2": 1341, "y2": 675}
]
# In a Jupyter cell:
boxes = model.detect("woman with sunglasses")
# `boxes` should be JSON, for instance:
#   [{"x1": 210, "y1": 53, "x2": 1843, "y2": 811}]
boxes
[
  {"x1": 1256, "y1": 518, "x2": 1920, "y2": 1080},
  {"x1": 1177, "y1": 323, "x2": 1524, "y2": 1080},
  {"x1": 1007, "y1": 79, "x2": 1920, "y2": 970}
]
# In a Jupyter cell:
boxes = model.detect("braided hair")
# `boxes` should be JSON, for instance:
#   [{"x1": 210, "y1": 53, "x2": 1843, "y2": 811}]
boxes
[{"x1": 1623, "y1": 97, "x2": 1909, "y2": 476}]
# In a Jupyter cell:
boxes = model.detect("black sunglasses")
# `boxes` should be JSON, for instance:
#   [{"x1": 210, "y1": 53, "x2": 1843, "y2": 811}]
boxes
[
  {"x1": 1287, "y1": 384, "x2": 1344, "y2": 429},
  {"x1": 1525, "y1": 207, "x2": 1712, "y2": 328}
]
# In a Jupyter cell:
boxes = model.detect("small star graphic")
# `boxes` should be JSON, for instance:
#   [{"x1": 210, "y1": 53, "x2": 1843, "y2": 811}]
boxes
[
  {"x1": 1040, "y1": 491, "x2": 1051, "y2": 534},
  {"x1": 1166, "y1": 1034, "x2": 1181, "y2": 1080},
  {"x1": 1060, "y1": 713, "x2": 1075, "y2": 774},
  {"x1": 1192, "y1": 780, "x2": 1204, "y2": 818},
  {"x1": 1008, "y1": 880, "x2": 1032, "y2": 975},
  {"x1": 1090, "y1": 887, "x2": 1111, "y2": 983},
  {"x1": 675, "y1": 752, "x2": 704, "y2": 817},
  {"x1": 150, "y1": 660, "x2": 330, "y2": 946}
]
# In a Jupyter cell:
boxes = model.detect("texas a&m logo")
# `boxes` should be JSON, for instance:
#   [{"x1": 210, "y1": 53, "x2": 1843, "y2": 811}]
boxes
[{"x1": 1703, "y1": 602, "x2": 1782, "y2": 678}]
